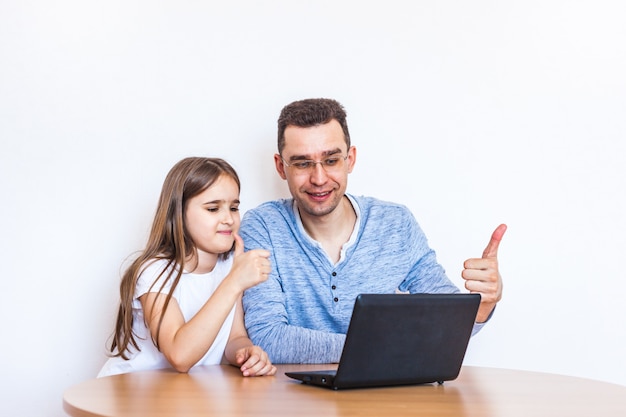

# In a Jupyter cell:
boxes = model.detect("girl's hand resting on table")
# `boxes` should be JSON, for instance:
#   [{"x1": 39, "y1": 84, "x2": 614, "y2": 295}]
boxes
[{"x1": 234, "y1": 345, "x2": 277, "y2": 377}]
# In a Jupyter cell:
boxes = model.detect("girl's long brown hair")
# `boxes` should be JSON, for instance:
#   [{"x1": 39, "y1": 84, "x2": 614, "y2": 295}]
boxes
[{"x1": 108, "y1": 157, "x2": 240, "y2": 359}]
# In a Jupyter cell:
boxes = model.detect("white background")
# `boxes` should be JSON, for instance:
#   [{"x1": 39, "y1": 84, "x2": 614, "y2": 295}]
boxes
[{"x1": 1, "y1": 1, "x2": 625, "y2": 416}]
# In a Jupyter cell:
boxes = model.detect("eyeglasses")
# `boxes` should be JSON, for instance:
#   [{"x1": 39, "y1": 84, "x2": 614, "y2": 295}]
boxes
[{"x1": 280, "y1": 154, "x2": 348, "y2": 173}]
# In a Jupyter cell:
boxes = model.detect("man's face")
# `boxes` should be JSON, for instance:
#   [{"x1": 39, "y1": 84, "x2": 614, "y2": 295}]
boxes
[{"x1": 274, "y1": 119, "x2": 356, "y2": 219}]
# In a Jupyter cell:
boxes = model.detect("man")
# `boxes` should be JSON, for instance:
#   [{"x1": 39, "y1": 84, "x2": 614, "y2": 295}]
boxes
[{"x1": 241, "y1": 98, "x2": 506, "y2": 363}]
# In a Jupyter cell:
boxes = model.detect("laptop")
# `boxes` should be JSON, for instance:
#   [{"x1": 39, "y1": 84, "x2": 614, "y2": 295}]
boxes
[{"x1": 285, "y1": 293, "x2": 480, "y2": 390}]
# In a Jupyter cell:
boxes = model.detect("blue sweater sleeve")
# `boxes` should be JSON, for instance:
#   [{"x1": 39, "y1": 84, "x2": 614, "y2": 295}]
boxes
[{"x1": 240, "y1": 202, "x2": 345, "y2": 364}]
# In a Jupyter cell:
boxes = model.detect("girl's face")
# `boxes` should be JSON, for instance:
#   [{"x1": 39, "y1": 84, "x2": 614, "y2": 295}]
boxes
[{"x1": 184, "y1": 174, "x2": 241, "y2": 268}]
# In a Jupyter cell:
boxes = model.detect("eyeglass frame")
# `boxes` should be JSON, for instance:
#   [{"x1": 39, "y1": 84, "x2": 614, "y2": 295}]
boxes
[{"x1": 279, "y1": 153, "x2": 349, "y2": 172}]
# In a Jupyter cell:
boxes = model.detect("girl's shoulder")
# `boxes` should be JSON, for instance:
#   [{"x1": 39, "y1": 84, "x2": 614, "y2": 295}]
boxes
[
  {"x1": 139, "y1": 258, "x2": 174, "y2": 278},
  {"x1": 135, "y1": 258, "x2": 177, "y2": 297}
]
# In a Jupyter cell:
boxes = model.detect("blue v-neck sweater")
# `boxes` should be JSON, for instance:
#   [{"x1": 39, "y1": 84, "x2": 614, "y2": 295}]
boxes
[{"x1": 241, "y1": 194, "x2": 481, "y2": 363}]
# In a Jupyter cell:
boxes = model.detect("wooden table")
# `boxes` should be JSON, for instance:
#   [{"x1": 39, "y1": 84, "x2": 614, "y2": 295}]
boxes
[{"x1": 63, "y1": 364, "x2": 626, "y2": 416}]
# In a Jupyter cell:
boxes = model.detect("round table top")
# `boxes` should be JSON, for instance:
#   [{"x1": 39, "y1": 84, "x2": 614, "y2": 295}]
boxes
[{"x1": 63, "y1": 364, "x2": 626, "y2": 417}]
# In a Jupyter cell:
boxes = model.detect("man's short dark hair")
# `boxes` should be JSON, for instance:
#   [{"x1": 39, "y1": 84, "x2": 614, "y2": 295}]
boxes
[{"x1": 277, "y1": 98, "x2": 351, "y2": 154}]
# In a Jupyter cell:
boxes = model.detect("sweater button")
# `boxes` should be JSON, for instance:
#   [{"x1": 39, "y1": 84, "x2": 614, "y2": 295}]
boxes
[
  {"x1": 334, "y1": 297, "x2": 339, "y2": 302},
  {"x1": 332, "y1": 271, "x2": 337, "y2": 276}
]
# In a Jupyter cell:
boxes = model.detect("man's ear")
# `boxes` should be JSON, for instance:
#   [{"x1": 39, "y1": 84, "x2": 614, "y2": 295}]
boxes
[
  {"x1": 274, "y1": 154, "x2": 288, "y2": 180},
  {"x1": 346, "y1": 146, "x2": 357, "y2": 174}
]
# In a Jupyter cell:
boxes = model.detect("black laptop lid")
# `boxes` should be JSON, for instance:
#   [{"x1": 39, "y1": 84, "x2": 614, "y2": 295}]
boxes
[{"x1": 332, "y1": 293, "x2": 480, "y2": 389}]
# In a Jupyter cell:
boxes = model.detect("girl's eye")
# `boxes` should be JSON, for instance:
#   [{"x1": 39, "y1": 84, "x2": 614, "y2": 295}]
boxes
[
  {"x1": 230, "y1": 207, "x2": 240, "y2": 212},
  {"x1": 206, "y1": 207, "x2": 219, "y2": 212}
]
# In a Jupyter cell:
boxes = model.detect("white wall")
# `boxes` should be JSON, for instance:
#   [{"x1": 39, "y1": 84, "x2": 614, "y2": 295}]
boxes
[{"x1": 1, "y1": 1, "x2": 624, "y2": 415}]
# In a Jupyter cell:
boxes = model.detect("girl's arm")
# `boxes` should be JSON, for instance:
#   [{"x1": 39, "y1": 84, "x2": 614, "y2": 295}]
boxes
[
  {"x1": 140, "y1": 276, "x2": 240, "y2": 372},
  {"x1": 224, "y1": 298, "x2": 276, "y2": 377},
  {"x1": 141, "y1": 235, "x2": 272, "y2": 373}
]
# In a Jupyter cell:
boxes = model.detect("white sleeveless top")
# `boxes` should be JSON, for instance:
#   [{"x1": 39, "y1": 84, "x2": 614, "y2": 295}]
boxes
[{"x1": 98, "y1": 257, "x2": 235, "y2": 377}]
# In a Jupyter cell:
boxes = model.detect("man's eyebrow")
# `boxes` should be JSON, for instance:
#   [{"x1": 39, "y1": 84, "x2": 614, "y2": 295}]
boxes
[{"x1": 289, "y1": 148, "x2": 343, "y2": 160}]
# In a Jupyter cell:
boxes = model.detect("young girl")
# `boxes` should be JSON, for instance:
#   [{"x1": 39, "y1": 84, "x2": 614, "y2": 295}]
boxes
[{"x1": 98, "y1": 157, "x2": 276, "y2": 377}]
